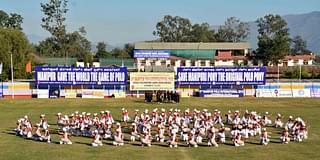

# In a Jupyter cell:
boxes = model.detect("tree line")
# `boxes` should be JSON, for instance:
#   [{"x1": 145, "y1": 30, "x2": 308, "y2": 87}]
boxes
[
  {"x1": 153, "y1": 15, "x2": 249, "y2": 43},
  {"x1": 153, "y1": 15, "x2": 311, "y2": 66},
  {"x1": 0, "y1": 0, "x2": 315, "y2": 80}
]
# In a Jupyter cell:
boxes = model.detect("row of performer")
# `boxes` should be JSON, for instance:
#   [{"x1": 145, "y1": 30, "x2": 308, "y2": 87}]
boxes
[{"x1": 14, "y1": 108, "x2": 308, "y2": 147}]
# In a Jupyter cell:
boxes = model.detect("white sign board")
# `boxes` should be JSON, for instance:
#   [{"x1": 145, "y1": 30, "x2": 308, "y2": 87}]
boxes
[
  {"x1": 37, "y1": 89, "x2": 49, "y2": 98},
  {"x1": 292, "y1": 89, "x2": 311, "y2": 97}
]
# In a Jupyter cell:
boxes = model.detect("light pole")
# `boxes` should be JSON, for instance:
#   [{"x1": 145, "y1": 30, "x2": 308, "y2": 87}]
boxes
[
  {"x1": 277, "y1": 60, "x2": 281, "y2": 84},
  {"x1": 299, "y1": 64, "x2": 302, "y2": 81},
  {"x1": 10, "y1": 52, "x2": 14, "y2": 99},
  {"x1": 277, "y1": 63, "x2": 280, "y2": 83}
]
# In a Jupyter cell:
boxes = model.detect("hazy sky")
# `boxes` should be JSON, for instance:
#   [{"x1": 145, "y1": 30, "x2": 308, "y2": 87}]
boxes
[{"x1": 2, "y1": 0, "x2": 320, "y2": 46}]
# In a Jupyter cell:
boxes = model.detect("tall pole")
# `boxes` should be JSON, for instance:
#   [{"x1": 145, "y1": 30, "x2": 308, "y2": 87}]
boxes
[
  {"x1": 10, "y1": 53, "x2": 14, "y2": 99},
  {"x1": 0, "y1": 63, "x2": 2, "y2": 99},
  {"x1": 277, "y1": 64, "x2": 280, "y2": 83},
  {"x1": 299, "y1": 65, "x2": 302, "y2": 81}
]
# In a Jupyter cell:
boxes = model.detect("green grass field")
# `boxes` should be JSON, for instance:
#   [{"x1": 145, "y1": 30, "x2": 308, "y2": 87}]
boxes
[{"x1": 0, "y1": 97, "x2": 320, "y2": 160}]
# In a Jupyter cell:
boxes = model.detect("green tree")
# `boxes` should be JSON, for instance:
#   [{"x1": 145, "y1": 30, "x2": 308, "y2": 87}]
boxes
[
  {"x1": 0, "y1": 10, "x2": 23, "y2": 30},
  {"x1": 0, "y1": 10, "x2": 8, "y2": 28},
  {"x1": 215, "y1": 17, "x2": 249, "y2": 42},
  {"x1": 41, "y1": 0, "x2": 68, "y2": 62},
  {"x1": 124, "y1": 43, "x2": 134, "y2": 58},
  {"x1": 95, "y1": 42, "x2": 110, "y2": 58},
  {"x1": 190, "y1": 23, "x2": 215, "y2": 42},
  {"x1": 37, "y1": 27, "x2": 93, "y2": 62},
  {"x1": 283, "y1": 67, "x2": 310, "y2": 79},
  {"x1": 40, "y1": 1, "x2": 94, "y2": 65},
  {"x1": 111, "y1": 48, "x2": 130, "y2": 58},
  {"x1": 153, "y1": 15, "x2": 192, "y2": 42},
  {"x1": 291, "y1": 35, "x2": 310, "y2": 54},
  {"x1": 65, "y1": 27, "x2": 91, "y2": 59},
  {"x1": 36, "y1": 37, "x2": 58, "y2": 57},
  {"x1": 256, "y1": 14, "x2": 291, "y2": 65},
  {"x1": 0, "y1": 29, "x2": 33, "y2": 80}
]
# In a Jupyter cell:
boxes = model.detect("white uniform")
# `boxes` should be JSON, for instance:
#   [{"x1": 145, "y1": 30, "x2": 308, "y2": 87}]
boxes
[
  {"x1": 280, "y1": 129, "x2": 290, "y2": 144},
  {"x1": 188, "y1": 129, "x2": 198, "y2": 148},
  {"x1": 131, "y1": 124, "x2": 139, "y2": 142},
  {"x1": 92, "y1": 132, "x2": 103, "y2": 147},
  {"x1": 168, "y1": 126, "x2": 178, "y2": 148},
  {"x1": 113, "y1": 125, "x2": 124, "y2": 146},
  {"x1": 207, "y1": 127, "x2": 218, "y2": 147},
  {"x1": 260, "y1": 129, "x2": 269, "y2": 145},
  {"x1": 141, "y1": 128, "x2": 152, "y2": 147},
  {"x1": 60, "y1": 131, "x2": 72, "y2": 144}
]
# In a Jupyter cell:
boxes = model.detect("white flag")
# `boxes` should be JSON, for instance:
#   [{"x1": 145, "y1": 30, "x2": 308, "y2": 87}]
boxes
[{"x1": 0, "y1": 62, "x2": 2, "y2": 75}]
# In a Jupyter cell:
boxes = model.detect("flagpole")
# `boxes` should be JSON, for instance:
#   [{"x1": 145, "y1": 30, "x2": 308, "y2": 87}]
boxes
[
  {"x1": 277, "y1": 64, "x2": 280, "y2": 84},
  {"x1": 11, "y1": 53, "x2": 14, "y2": 99},
  {"x1": 0, "y1": 63, "x2": 2, "y2": 99}
]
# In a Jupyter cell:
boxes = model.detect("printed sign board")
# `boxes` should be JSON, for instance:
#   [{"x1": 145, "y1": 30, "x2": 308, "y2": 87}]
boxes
[
  {"x1": 65, "y1": 90, "x2": 77, "y2": 98},
  {"x1": 35, "y1": 67, "x2": 127, "y2": 85},
  {"x1": 199, "y1": 89, "x2": 244, "y2": 97},
  {"x1": 37, "y1": 89, "x2": 49, "y2": 98},
  {"x1": 133, "y1": 50, "x2": 170, "y2": 58},
  {"x1": 177, "y1": 67, "x2": 266, "y2": 85},
  {"x1": 82, "y1": 89, "x2": 104, "y2": 99},
  {"x1": 130, "y1": 72, "x2": 174, "y2": 91}
]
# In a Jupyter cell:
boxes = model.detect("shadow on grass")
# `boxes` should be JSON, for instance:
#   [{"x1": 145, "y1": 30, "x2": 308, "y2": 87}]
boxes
[
  {"x1": 197, "y1": 143, "x2": 209, "y2": 147},
  {"x1": 3, "y1": 130, "x2": 16, "y2": 135},
  {"x1": 132, "y1": 100, "x2": 148, "y2": 104},
  {"x1": 103, "y1": 141, "x2": 115, "y2": 146},
  {"x1": 270, "y1": 140, "x2": 281, "y2": 144},
  {"x1": 223, "y1": 142, "x2": 235, "y2": 146},
  {"x1": 156, "y1": 143, "x2": 169, "y2": 147},
  {"x1": 130, "y1": 142, "x2": 142, "y2": 147},
  {"x1": 75, "y1": 141, "x2": 92, "y2": 146},
  {"x1": 245, "y1": 141, "x2": 261, "y2": 145}
]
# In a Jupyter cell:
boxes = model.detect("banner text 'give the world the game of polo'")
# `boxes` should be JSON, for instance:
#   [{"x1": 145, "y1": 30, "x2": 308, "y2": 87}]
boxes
[{"x1": 35, "y1": 67, "x2": 127, "y2": 85}]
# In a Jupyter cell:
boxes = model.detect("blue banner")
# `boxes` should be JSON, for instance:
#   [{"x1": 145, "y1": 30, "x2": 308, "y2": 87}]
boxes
[
  {"x1": 177, "y1": 67, "x2": 266, "y2": 85},
  {"x1": 134, "y1": 50, "x2": 170, "y2": 58},
  {"x1": 35, "y1": 67, "x2": 127, "y2": 85},
  {"x1": 0, "y1": 83, "x2": 2, "y2": 98},
  {"x1": 199, "y1": 89, "x2": 244, "y2": 97}
]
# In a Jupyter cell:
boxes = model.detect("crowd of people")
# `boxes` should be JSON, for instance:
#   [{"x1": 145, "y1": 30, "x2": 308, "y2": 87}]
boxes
[
  {"x1": 145, "y1": 91, "x2": 180, "y2": 103},
  {"x1": 14, "y1": 108, "x2": 308, "y2": 147}
]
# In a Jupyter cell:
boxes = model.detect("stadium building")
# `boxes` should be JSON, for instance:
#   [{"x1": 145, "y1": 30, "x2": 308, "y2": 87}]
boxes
[{"x1": 134, "y1": 42, "x2": 251, "y2": 71}]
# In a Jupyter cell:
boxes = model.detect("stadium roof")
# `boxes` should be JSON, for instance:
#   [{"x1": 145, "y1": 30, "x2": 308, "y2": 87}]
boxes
[
  {"x1": 40, "y1": 58, "x2": 135, "y2": 68},
  {"x1": 135, "y1": 42, "x2": 251, "y2": 50},
  {"x1": 43, "y1": 58, "x2": 77, "y2": 66}
]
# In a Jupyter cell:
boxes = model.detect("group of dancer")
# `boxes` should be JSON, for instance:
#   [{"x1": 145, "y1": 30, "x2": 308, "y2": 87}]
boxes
[
  {"x1": 15, "y1": 114, "x2": 51, "y2": 143},
  {"x1": 14, "y1": 108, "x2": 308, "y2": 147}
]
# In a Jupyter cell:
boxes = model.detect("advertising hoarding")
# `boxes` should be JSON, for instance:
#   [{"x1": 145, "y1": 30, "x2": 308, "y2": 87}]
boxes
[
  {"x1": 199, "y1": 89, "x2": 244, "y2": 97},
  {"x1": 177, "y1": 67, "x2": 266, "y2": 85},
  {"x1": 130, "y1": 72, "x2": 174, "y2": 91},
  {"x1": 35, "y1": 67, "x2": 127, "y2": 85},
  {"x1": 133, "y1": 50, "x2": 170, "y2": 58}
]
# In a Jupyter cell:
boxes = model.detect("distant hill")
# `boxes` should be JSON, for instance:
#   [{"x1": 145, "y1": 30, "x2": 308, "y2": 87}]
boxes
[
  {"x1": 248, "y1": 11, "x2": 320, "y2": 54},
  {"x1": 27, "y1": 34, "x2": 45, "y2": 44}
]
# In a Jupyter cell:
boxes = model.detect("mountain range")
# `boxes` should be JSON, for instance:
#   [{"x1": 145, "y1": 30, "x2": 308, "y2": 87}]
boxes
[{"x1": 248, "y1": 11, "x2": 320, "y2": 53}]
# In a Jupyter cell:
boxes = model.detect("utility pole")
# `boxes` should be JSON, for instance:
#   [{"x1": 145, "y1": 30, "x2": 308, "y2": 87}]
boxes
[
  {"x1": 299, "y1": 64, "x2": 302, "y2": 81},
  {"x1": 10, "y1": 53, "x2": 14, "y2": 99},
  {"x1": 277, "y1": 64, "x2": 280, "y2": 83}
]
